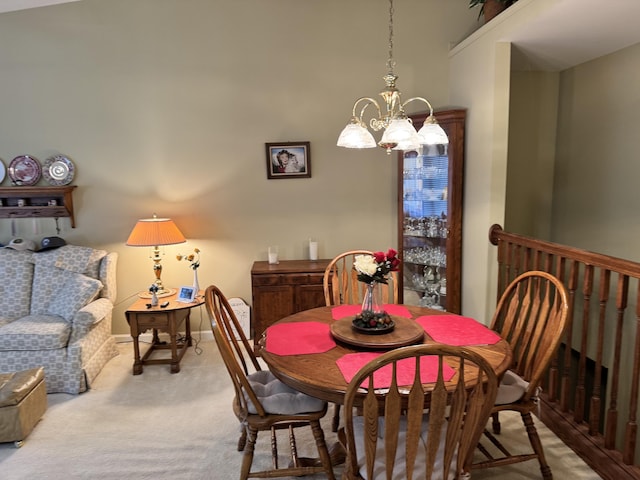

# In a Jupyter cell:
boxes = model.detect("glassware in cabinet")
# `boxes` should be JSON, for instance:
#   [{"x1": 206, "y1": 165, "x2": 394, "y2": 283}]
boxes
[{"x1": 397, "y1": 109, "x2": 465, "y2": 313}]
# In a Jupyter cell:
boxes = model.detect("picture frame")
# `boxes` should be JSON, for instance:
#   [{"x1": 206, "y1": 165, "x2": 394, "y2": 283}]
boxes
[
  {"x1": 265, "y1": 141, "x2": 311, "y2": 179},
  {"x1": 177, "y1": 286, "x2": 197, "y2": 303}
]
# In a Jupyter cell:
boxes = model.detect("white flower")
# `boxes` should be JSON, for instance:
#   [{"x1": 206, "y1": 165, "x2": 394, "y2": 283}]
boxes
[{"x1": 354, "y1": 255, "x2": 378, "y2": 276}]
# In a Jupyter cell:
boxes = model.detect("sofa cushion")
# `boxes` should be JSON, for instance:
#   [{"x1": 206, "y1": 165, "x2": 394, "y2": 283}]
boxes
[
  {"x1": 0, "y1": 315, "x2": 71, "y2": 351},
  {"x1": 0, "y1": 250, "x2": 34, "y2": 321},
  {"x1": 30, "y1": 246, "x2": 107, "y2": 316},
  {"x1": 33, "y1": 245, "x2": 106, "y2": 277},
  {"x1": 47, "y1": 272, "x2": 103, "y2": 321}
]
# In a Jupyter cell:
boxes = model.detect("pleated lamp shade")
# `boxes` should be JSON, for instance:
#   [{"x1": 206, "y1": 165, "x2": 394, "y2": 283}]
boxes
[{"x1": 126, "y1": 216, "x2": 186, "y2": 247}]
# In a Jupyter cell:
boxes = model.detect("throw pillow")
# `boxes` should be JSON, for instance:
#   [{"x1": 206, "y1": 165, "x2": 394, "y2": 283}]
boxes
[{"x1": 47, "y1": 272, "x2": 103, "y2": 322}]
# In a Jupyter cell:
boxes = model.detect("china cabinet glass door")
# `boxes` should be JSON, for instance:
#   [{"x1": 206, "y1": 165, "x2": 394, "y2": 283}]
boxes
[{"x1": 397, "y1": 109, "x2": 465, "y2": 313}]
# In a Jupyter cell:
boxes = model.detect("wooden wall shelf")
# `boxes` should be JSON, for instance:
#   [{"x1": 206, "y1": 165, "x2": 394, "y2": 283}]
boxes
[{"x1": 0, "y1": 186, "x2": 77, "y2": 227}]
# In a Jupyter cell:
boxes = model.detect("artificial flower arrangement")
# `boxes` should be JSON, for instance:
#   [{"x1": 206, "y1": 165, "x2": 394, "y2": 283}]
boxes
[
  {"x1": 353, "y1": 248, "x2": 400, "y2": 284},
  {"x1": 176, "y1": 248, "x2": 200, "y2": 269},
  {"x1": 352, "y1": 249, "x2": 400, "y2": 330}
]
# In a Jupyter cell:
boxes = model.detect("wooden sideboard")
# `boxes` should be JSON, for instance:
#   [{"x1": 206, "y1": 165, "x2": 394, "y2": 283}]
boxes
[{"x1": 250, "y1": 259, "x2": 330, "y2": 345}]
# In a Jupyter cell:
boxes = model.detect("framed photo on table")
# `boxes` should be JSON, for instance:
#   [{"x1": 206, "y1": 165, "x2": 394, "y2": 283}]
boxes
[
  {"x1": 266, "y1": 141, "x2": 311, "y2": 179},
  {"x1": 177, "y1": 286, "x2": 196, "y2": 303}
]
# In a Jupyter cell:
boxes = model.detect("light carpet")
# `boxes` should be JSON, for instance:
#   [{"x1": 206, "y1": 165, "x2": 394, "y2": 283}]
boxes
[{"x1": 0, "y1": 339, "x2": 602, "y2": 479}]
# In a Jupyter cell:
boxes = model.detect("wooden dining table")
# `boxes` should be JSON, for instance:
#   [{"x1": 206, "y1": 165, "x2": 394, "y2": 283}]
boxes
[{"x1": 259, "y1": 304, "x2": 513, "y2": 406}]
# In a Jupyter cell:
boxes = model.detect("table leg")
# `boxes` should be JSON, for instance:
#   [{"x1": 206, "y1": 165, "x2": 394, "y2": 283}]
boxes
[
  {"x1": 185, "y1": 312, "x2": 192, "y2": 347},
  {"x1": 132, "y1": 334, "x2": 143, "y2": 375},
  {"x1": 169, "y1": 333, "x2": 180, "y2": 373},
  {"x1": 152, "y1": 328, "x2": 162, "y2": 345}
]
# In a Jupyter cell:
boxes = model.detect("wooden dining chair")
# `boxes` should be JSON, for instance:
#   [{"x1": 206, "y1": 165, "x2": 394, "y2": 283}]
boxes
[
  {"x1": 341, "y1": 344, "x2": 499, "y2": 480},
  {"x1": 204, "y1": 285, "x2": 336, "y2": 480},
  {"x1": 323, "y1": 250, "x2": 399, "y2": 307},
  {"x1": 323, "y1": 250, "x2": 399, "y2": 432},
  {"x1": 472, "y1": 271, "x2": 569, "y2": 480}
]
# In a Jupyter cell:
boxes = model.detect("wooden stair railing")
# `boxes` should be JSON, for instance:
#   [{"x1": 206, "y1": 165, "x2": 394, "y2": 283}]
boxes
[{"x1": 489, "y1": 224, "x2": 640, "y2": 480}]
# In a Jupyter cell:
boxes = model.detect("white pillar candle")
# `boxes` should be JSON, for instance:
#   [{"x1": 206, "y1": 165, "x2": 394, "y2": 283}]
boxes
[{"x1": 309, "y1": 239, "x2": 318, "y2": 261}]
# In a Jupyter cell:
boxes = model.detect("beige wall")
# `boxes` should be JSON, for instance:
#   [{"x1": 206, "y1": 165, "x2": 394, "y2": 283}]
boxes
[
  {"x1": 553, "y1": 42, "x2": 640, "y2": 260},
  {"x1": 506, "y1": 70, "x2": 558, "y2": 239},
  {"x1": 0, "y1": 0, "x2": 477, "y2": 334}
]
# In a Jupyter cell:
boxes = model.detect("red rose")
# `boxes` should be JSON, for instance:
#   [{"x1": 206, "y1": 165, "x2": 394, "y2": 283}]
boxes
[
  {"x1": 386, "y1": 248, "x2": 398, "y2": 259},
  {"x1": 373, "y1": 251, "x2": 386, "y2": 263}
]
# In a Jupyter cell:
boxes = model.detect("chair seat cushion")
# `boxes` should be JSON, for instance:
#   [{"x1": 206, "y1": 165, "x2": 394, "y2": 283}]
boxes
[
  {"x1": 0, "y1": 315, "x2": 71, "y2": 351},
  {"x1": 47, "y1": 272, "x2": 103, "y2": 321},
  {"x1": 353, "y1": 415, "x2": 457, "y2": 480},
  {"x1": 495, "y1": 369, "x2": 529, "y2": 405},
  {"x1": 245, "y1": 370, "x2": 325, "y2": 415}
]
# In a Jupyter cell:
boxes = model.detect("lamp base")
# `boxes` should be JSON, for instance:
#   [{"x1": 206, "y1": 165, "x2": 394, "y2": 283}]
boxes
[{"x1": 138, "y1": 288, "x2": 176, "y2": 299}]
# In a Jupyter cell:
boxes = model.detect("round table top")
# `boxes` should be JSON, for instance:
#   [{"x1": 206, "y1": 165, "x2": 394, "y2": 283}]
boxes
[{"x1": 259, "y1": 305, "x2": 513, "y2": 405}]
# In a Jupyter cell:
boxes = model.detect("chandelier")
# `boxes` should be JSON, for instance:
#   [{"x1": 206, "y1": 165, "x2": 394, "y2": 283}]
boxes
[{"x1": 337, "y1": 0, "x2": 448, "y2": 154}]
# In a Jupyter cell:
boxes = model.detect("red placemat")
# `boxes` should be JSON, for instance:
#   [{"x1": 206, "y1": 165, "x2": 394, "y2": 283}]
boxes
[
  {"x1": 331, "y1": 304, "x2": 412, "y2": 320},
  {"x1": 417, "y1": 315, "x2": 501, "y2": 346},
  {"x1": 336, "y1": 352, "x2": 455, "y2": 389},
  {"x1": 265, "y1": 322, "x2": 336, "y2": 355}
]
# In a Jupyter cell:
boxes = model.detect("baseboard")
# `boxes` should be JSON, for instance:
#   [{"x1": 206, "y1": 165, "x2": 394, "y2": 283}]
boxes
[{"x1": 113, "y1": 330, "x2": 214, "y2": 344}]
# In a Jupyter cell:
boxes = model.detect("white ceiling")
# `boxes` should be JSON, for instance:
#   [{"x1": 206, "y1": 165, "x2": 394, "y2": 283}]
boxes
[
  {"x1": 0, "y1": 0, "x2": 80, "y2": 14},
  {"x1": 507, "y1": 0, "x2": 640, "y2": 71}
]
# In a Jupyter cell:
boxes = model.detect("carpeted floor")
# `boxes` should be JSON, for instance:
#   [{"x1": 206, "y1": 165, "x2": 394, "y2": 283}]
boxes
[{"x1": 0, "y1": 339, "x2": 602, "y2": 479}]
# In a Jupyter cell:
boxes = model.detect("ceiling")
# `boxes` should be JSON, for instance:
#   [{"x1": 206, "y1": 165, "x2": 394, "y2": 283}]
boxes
[
  {"x1": 0, "y1": 0, "x2": 80, "y2": 14},
  {"x1": 507, "y1": 0, "x2": 640, "y2": 71}
]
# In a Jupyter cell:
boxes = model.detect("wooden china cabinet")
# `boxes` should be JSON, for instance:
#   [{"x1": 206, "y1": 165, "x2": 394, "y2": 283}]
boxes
[{"x1": 397, "y1": 109, "x2": 465, "y2": 313}]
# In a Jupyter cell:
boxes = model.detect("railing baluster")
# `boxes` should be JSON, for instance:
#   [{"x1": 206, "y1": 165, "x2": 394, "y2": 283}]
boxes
[
  {"x1": 606, "y1": 274, "x2": 628, "y2": 449},
  {"x1": 575, "y1": 265, "x2": 594, "y2": 424},
  {"x1": 623, "y1": 284, "x2": 640, "y2": 464},
  {"x1": 560, "y1": 260, "x2": 579, "y2": 412},
  {"x1": 590, "y1": 269, "x2": 610, "y2": 435},
  {"x1": 547, "y1": 255, "x2": 565, "y2": 402}
]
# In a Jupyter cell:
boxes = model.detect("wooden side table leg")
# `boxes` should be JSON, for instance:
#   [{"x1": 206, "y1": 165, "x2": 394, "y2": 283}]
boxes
[
  {"x1": 185, "y1": 312, "x2": 193, "y2": 347},
  {"x1": 169, "y1": 333, "x2": 180, "y2": 373},
  {"x1": 132, "y1": 334, "x2": 143, "y2": 375}
]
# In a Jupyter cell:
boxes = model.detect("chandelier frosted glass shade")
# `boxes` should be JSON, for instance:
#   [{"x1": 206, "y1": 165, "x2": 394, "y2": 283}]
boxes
[
  {"x1": 380, "y1": 118, "x2": 422, "y2": 151},
  {"x1": 417, "y1": 115, "x2": 449, "y2": 145},
  {"x1": 336, "y1": 122, "x2": 377, "y2": 149}
]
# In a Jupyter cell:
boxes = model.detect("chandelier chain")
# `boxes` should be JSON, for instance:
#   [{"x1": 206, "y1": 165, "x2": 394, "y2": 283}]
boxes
[{"x1": 386, "y1": 0, "x2": 395, "y2": 74}]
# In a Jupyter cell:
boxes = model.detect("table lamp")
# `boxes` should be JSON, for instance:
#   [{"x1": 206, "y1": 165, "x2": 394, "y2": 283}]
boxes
[{"x1": 126, "y1": 214, "x2": 186, "y2": 295}]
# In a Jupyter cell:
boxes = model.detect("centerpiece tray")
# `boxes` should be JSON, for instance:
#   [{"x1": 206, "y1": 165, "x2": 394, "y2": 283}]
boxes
[{"x1": 330, "y1": 316, "x2": 424, "y2": 350}]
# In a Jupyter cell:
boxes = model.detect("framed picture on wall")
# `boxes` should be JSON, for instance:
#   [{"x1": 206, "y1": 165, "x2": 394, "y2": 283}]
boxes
[{"x1": 265, "y1": 141, "x2": 311, "y2": 179}]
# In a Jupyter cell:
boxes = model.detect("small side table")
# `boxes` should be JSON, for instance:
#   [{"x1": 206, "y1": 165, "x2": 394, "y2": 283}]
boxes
[{"x1": 125, "y1": 291, "x2": 204, "y2": 375}]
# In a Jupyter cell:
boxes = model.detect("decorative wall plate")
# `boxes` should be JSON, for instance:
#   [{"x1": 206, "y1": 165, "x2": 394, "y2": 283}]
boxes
[
  {"x1": 8, "y1": 155, "x2": 41, "y2": 186},
  {"x1": 0, "y1": 158, "x2": 5, "y2": 184},
  {"x1": 43, "y1": 155, "x2": 75, "y2": 186}
]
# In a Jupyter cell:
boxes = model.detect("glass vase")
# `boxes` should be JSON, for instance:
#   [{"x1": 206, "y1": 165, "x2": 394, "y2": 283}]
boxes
[{"x1": 361, "y1": 281, "x2": 382, "y2": 315}]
